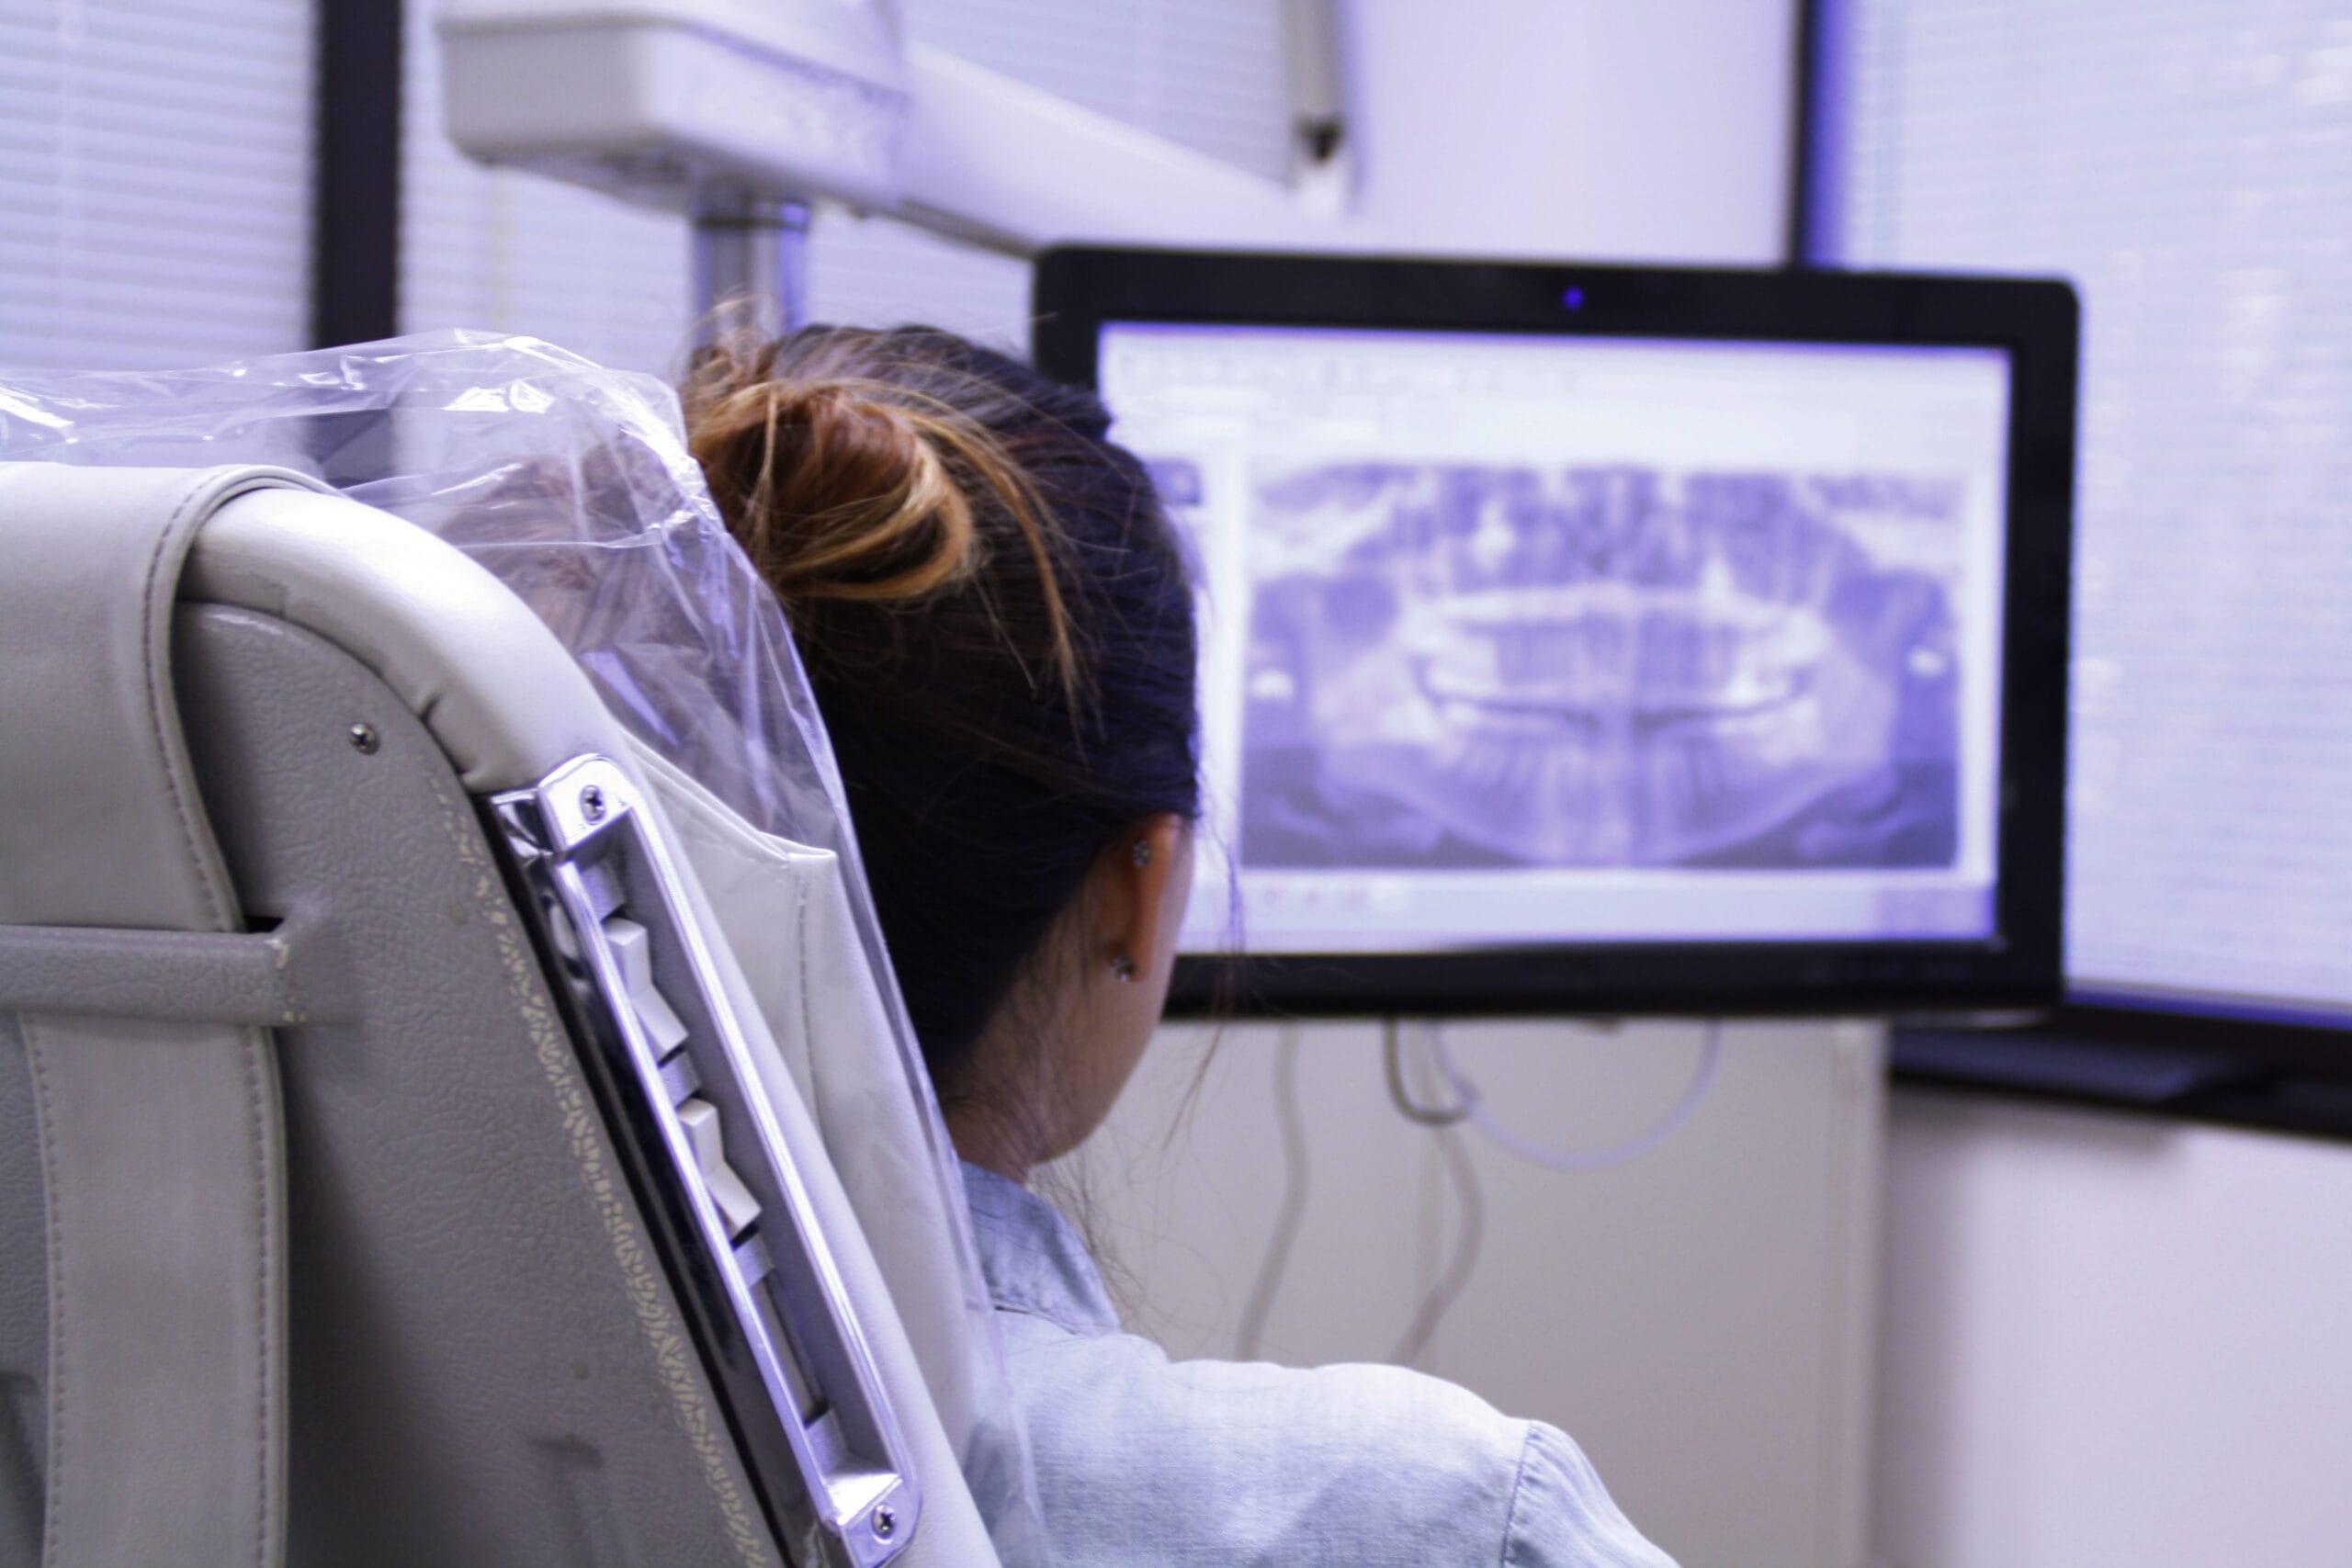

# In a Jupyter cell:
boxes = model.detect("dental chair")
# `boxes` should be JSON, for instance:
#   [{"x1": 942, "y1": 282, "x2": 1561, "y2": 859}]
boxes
[{"x1": 0, "y1": 453, "x2": 1014, "y2": 1566}]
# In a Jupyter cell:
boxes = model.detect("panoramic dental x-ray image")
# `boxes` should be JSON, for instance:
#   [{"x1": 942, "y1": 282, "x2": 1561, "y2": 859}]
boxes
[{"x1": 1236, "y1": 460, "x2": 1963, "y2": 873}]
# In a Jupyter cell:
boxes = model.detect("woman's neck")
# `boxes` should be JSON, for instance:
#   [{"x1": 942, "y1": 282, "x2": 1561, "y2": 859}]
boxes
[{"x1": 944, "y1": 1097, "x2": 1041, "y2": 1187}]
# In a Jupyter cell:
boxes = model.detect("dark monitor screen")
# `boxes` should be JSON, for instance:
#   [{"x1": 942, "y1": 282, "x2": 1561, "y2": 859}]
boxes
[{"x1": 1034, "y1": 250, "x2": 2076, "y2": 1017}]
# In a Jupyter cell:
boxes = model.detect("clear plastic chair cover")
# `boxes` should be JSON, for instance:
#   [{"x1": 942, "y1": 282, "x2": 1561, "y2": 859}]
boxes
[{"x1": 0, "y1": 331, "x2": 1047, "y2": 1566}]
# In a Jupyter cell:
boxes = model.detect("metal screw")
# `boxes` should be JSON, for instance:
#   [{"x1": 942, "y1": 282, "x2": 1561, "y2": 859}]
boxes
[
  {"x1": 581, "y1": 784, "x2": 607, "y2": 823},
  {"x1": 347, "y1": 723, "x2": 379, "y2": 754},
  {"x1": 872, "y1": 1506, "x2": 896, "y2": 1540}
]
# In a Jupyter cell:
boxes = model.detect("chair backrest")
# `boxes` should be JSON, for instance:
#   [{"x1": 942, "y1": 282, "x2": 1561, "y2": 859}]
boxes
[{"x1": 0, "y1": 463, "x2": 1001, "y2": 1568}]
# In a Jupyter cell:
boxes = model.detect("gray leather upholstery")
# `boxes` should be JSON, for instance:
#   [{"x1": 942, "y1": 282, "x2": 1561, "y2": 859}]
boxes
[
  {"x1": 0, "y1": 925, "x2": 315, "y2": 1028},
  {"x1": 0, "y1": 1017, "x2": 42, "y2": 1560},
  {"x1": 177, "y1": 479, "x2": 999, "y2": 1568},
  {"x1": 175, "y1": 603, "x2": 784, "y2": 1568},
  {"x1": 0, "y1": 464, "x2": 307, "y2": 1568},
  {"x1": 2, "y1": 466, "x2": 1001, "y2": 1567},
  {"x1": 0, "y1": 464, "x2": 321, "y2": 929},
  {"x1": 183, "y1": 483, "x2": 624, "y2": 796}
]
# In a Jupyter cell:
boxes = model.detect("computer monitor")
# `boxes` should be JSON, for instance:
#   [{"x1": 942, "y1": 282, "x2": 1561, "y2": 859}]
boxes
[{"x1": 1034, "y1": 250, "x2": 2076, "y2": 1016}]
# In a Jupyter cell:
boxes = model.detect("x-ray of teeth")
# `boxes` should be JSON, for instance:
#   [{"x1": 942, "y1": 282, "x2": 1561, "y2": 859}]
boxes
[{"x1": 1239, "y1": 462, "x2": 1967, "y2": 871}]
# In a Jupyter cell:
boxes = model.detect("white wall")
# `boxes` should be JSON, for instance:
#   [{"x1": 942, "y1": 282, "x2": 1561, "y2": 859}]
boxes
[
  {"x1": 1876, "y1": 1090, "x2": 2352, "y2": 1568},
  {"x1": 1068, "y1": 1017, "x2": 1882, "y2": 1568}
]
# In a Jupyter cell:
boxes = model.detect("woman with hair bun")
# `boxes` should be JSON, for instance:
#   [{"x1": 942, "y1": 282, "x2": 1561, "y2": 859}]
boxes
[{"x1": 684, "y1": 326, "x2": 1674, "y2": 1568}]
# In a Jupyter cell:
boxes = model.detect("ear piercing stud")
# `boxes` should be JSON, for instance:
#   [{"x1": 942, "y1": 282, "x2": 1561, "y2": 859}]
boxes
[{"x1": 1109, "y1": 841, "x2": 1155, "y2": 979}]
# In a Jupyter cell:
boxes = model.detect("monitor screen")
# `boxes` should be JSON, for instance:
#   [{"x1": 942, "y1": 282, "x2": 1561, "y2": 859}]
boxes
[
  {"x1": 1035, "y1": 251, "x2": 2074, "y2": 1015},
  {"x1": 1102, "y1": 323, "x2": 2011, "y2": 954}
]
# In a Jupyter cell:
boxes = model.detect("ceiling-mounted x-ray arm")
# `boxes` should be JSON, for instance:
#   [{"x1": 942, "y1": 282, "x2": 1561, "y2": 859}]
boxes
[
  {"x1": 437, "y1": 0, "x2": 1355, "y2": 331},
  {"x1": 891, "y1": 43, "x2": 1351, "y2": 256}
]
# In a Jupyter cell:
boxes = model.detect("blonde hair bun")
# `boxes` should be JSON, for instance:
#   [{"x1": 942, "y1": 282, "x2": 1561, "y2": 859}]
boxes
[{"x1": 689, "y1": 375, "x2": 984, "y2": 606}]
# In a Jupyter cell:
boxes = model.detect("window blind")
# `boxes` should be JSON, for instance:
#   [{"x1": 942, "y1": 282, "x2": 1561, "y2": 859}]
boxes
[
  {"x1": 401, "y1": 0, "x2": 694, "y2": 376},
  {"x1": 1820, "y1": 0, "x2": 2352, "y2": 1021},
  {"x1": 0, "y1": 0, "x2": 311, "y2": 371}
]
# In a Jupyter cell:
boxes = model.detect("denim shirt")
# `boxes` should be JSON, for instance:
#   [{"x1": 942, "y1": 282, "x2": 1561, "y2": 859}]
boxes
[{"x1": 962, "y1": 1163, "x2": 1678, "y2": 1568}]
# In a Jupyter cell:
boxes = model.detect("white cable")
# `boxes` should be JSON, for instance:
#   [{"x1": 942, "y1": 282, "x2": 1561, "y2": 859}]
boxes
[
  {"x1": 1383, "y1": 1016, "x2": 1473, "y2": 1124},
  {"x1": 1428, "y1": 1019, "x2": 1724, "y2": 1172},
  {"x1": 1234, "y1": 1025, "x2": 1309, "y2": 1361},
  {"x1": 1386, "y1": 1112, "x2": 1484, "y2": 1367}
]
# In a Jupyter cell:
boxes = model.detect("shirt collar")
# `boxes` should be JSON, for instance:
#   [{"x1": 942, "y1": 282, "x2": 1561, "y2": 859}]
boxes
[{"x1": 959, "y1": 1160, "x2": 1123, "y2": 1337}]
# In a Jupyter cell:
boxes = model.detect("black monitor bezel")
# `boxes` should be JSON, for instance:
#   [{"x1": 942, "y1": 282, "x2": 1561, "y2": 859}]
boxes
[{"x1": 1033, "y1": 246, "x2": 2076, "y2": 1018}]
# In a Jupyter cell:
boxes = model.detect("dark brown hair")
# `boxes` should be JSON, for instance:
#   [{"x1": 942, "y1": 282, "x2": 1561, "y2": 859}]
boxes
[{"x1": 684, "y1": 326, "x2": 1200, "y2": 1097}]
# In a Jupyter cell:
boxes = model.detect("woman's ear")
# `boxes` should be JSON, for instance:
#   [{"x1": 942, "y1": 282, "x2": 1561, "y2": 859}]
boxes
[{"x1": 1091, "y1": 813, "x2": 1194, "y2": 985}]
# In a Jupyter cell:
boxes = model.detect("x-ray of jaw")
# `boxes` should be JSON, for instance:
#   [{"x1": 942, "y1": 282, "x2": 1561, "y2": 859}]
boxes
[{"x1": 1238, "y1": 463, "x2": 1967, "y2": 872}]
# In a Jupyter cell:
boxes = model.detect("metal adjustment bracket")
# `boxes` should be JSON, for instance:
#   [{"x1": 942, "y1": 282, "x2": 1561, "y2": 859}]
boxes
[{"x1": 489, "y1": 755, "x2": 920, "y2": 1568}]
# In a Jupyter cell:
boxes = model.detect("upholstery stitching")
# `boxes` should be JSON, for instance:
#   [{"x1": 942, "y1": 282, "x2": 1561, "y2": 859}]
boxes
[
  {"x1": 22, "y1": 1018, "x2": 65, "y2": 1568},
  {"x1": 139, "y1": 477, "x2": 235, "y2": 933},
  {"x1": 239, "y1": 1028, "x2": 273, "y2": 1568},
  {"x1": 26, "y1": 477, "x2": 270, "y2": 1565},
  {"x1": 150, "y1": 476, "x2": 273, "y2": 1561},
  {"x1": 147, "y1": 475, "x2": 275, "y2": 1562},
  {"x1": 22, "y1": 474, "x2": 285, "y2": 1564}
]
